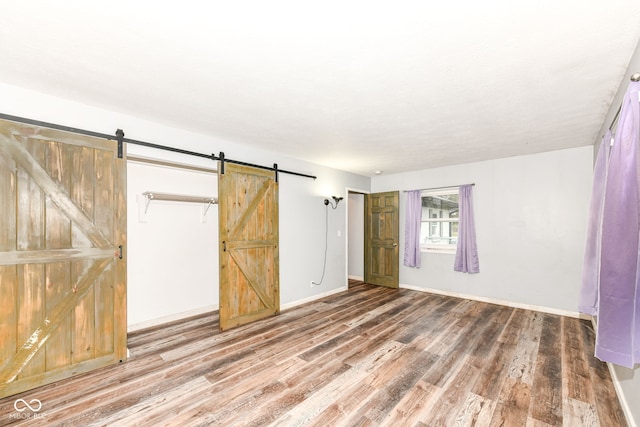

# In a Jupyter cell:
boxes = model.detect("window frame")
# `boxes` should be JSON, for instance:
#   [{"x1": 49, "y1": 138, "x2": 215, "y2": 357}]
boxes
[{"x1": 420, "y1": 187, "x2": 459, "y2": 254}]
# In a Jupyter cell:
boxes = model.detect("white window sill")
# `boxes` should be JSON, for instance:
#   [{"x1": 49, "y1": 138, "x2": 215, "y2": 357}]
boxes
[{"x1": 421, "y1": 247, "x2": 456, "y2": 255}]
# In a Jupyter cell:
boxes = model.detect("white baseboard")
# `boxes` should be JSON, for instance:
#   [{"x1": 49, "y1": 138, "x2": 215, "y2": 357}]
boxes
[
  {"x1": 281, "y1": 286, "x2": 348, "y2": 311},
  {"x1": 588, "y1": 319, "x2": 637, "y2": 427},
  {"x1": 127, "y1": 305, "x2": 218, "y2": 332},
  {"x1": 348, "y1": 275, "x2": 364, "y2": 281},
  {"x1": 399, "y1": 283, "x2": 590, "y2": 319},
  {"x1": 606, "y1": 359, "x2": 637, "y2": 427}
]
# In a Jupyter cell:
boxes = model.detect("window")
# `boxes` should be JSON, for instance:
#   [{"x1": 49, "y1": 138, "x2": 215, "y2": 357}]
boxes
[{"x1": 420, "y1": 188, "x2": 459, "y2": 253}]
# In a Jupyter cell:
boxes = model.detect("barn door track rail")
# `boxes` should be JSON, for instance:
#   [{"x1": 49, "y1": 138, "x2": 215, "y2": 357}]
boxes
[{"x1": 0, "y1": 113, "x2": 317, "y2": 180}]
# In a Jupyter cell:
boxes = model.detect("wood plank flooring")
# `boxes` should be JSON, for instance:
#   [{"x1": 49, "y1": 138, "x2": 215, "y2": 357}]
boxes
[{"x1": 0, "y1": 280, "x2": 627, "y2": 426}]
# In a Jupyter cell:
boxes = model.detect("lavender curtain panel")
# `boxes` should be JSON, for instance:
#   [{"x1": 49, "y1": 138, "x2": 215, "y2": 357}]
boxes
[
  {"x1": 403, "y1": 190, "x2": 422, "y2": 268},
  {"x1": 578, "y1": 130, "x2": 611, "y2": 316},
  {"x1": 591, "y1": 81, "x2": 640, "y2": 368},
  {"x1": 454, "y1": 184, "x2": 479, "y2": 273}
]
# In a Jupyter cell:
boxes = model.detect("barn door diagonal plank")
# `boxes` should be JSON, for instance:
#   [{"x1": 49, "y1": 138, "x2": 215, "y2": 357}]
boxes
[
  {"x1": 0, "y1": 257, "x2": 112, "y2": 384},
  {"x1": 228, "y1": 179, "x2": 272, "y2": 240},
  {"x1": 0, "y1": 130, "x2": 111, "y2": 249},
  {"x1": 228, "y1": 249, "x2": 274, "y2": 310}
]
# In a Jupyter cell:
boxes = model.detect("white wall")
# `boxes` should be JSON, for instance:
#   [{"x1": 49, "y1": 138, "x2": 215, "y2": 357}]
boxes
[
  {"x1": 591, "y1": 40, "x2": 640, "y2": 427},
  {"x1": 372, "y1": 146, "x2": 593, "y2": 313},
  {"x1": 278, "y1": 168, "x2": 370, "y2": 305},
  {"x1": 0, "y1": 82, "x2": 370, "y2": 329},
  {"x1": 127, "y1": 161, "x2": 218, "y2": 327}
]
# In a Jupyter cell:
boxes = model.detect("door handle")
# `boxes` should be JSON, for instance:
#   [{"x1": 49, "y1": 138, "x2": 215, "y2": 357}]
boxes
[{"x1": 393, "y1": 243, "x2": 398, "y2": 247}]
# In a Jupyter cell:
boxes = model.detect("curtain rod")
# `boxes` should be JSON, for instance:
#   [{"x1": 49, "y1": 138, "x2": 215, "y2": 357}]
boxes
[
  {"x1": 403, "y1": 183, "x2": 475, "y2": 192},
  {"x1": 608, "y1": 72, "x2": 640, "y2": 131},
  {"x1": 0, "y1": 112, "x2": 317, "y2": 180}
]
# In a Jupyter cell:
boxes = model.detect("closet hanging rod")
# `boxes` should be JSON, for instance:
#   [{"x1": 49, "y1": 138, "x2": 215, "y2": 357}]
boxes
[
  {"x1": 0, "y1": 113, "x2": 317, "y2": 180},
  {"x1": 142, "y1": 192, "x2": 217, "y2": 214},
  {"x1": 403, "y1": 183, "x2": 475, "y2": 193},
  {"x1": 143, "y1": 191, "x2": 217, "y2": 204},
  {"x1": 608, "y1": 73, "x2": 640, "y2": 131}
]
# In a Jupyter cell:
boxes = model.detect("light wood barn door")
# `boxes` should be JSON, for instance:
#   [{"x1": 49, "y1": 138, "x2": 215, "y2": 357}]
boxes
[
  {"x1": 218, "y1": 163, "x2": 279, "y2": 331},
  {"x1": 364, "y1": 191, "x2": 399, "y2": 288},
  {"x1": 0, "y1": 119, "x2": 126, "y2": 399}
]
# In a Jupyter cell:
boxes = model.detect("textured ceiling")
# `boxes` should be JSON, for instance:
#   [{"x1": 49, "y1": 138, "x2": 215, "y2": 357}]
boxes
[{"x1": 1, "y1": 1, "x2": 640, "y2": 176}]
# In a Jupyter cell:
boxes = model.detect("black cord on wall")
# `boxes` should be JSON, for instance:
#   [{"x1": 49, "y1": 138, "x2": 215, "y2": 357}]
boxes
[
  {"x1": 311, "y1": 197, "x2": 342, "y2": 286},
  {"x1": 311, "y1": 204, "x2": 330, "y2": 286}
]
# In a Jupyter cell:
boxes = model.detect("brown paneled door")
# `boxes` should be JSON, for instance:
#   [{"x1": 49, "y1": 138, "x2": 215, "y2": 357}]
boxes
[
  {"x1": 364, "y1": 191, "x2": 399, "y2": 288},
  {"x1": 218, "y1": 163, "x2": 279, "y2": 331},
  {"x1": 0, "y1": 119, "x2": 127, "y2": 399}
]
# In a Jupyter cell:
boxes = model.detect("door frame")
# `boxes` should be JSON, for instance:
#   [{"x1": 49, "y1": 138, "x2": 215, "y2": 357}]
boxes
[{"x1": 345, "y1": 187, "x2": 369, "y2": 285}]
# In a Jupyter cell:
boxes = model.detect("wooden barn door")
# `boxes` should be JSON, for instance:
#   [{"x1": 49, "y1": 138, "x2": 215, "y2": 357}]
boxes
[
  {"x1": 0, "y1": 119, "x2": 126, "y2": 398},
  {"x1": 218, "y1": 163, "x2": 279, "y2": 331},
  {"x1": 364, "y1": 191, "x2": 399, "y2": 288}
]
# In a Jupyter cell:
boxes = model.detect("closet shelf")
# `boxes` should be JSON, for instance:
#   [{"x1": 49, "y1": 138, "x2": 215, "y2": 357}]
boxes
[{"x1": 142, "y1": 191, "x2": 218, "y2": 214}]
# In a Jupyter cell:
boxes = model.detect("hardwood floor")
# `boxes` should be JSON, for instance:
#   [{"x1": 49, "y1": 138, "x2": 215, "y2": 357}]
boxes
[{"x1": 0, "y1": 280, "x2": 627, "y2": 426}]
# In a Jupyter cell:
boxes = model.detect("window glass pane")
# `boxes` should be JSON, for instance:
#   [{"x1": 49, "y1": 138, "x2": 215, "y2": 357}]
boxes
[
  {"x1": 421, "y1": 221, "x2": 458, "y2": 245},
  {"x1": 420, "y1": 192, "x2": 459, "y2": 248}
]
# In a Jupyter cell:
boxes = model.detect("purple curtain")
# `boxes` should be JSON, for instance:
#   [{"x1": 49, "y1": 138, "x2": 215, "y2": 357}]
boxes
[
  {"x1": 403, "y1": 190, "x2": 422, "y2": 268},
  {"x1": 454, "y1": 185, "x2": 479, "y2": 273},
  {"x1": 578, "y1": 130, "x2": 611, "y2": 315},
  {"x1": 591, "y1": 81, "x2": 640, "y2": 368}
]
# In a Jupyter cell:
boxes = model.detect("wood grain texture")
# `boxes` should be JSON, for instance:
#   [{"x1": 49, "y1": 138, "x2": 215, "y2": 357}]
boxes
[
  {"x1": 218, "y1": 163, "x2": 279, "y2": 331},
  {"x1": 112, "y1": 145, "x2": 127, "y2": 362},
  {"x1": 0, "y1": 130, "x2": 110, "y2": 249},
  {"x1": 0, "y1": 118, "x2": 127, "y2": 399},
  {"x1": 0, "y1": 258, "x2": 112, "y2": 385},
  {"x1": 44, "y1": 140, "x2": 72, "y2": 372},
  {"x1": 0, "y1": 280, "x2": 626, "y2": 426},
  {"x1": 0, "y1": 148, "x2": 17, "y2": 372},
  {"x1": 364, "y1": 192, "x2": 399, "y2": 288},
  {"x1": 15, "y1": 264, "x2": 45, "y2": 380},
  {"x1": 0, "y1": 248, "x2": 114, "y2": 266}
]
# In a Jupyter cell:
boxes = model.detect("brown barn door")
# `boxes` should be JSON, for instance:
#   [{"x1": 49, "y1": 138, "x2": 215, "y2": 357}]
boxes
[
  {"x1": 218, "y1": 163, "x2": 279, "y2": 331},
  {"x1": 0, "y1": 119, "x2": 126, "y2": 398},
  {"x1": 364, "y1": 191, "x2": 399, "y2": 288}
]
